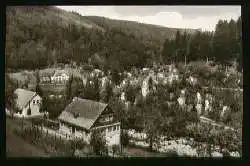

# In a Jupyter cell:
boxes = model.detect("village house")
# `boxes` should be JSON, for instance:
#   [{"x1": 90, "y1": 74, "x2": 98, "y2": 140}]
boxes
[
  {"x1": 58, "y1": 97, "x2": 120, "y2": 146},
  {"x1": 51, "y1": 70, "x2": 69, "y2": 84},
  {"x1": 204, "y1": 94, "x2": 213, "y2": 114},
  {"x1": 177, "y1": 93, "x2": 186, "y2": 108},
  {"x1": 187, "y1": 76, "x2": 198, "y2": 86},
  {"x1": 40, "y1": 70, "x2": 55, "y2": 84},
  {"x1": 196, "y1": 92, "x2": 203, "y2": 115},
  {"x1": 11, "y1": 88, "x2": 43, "y2": 118}
]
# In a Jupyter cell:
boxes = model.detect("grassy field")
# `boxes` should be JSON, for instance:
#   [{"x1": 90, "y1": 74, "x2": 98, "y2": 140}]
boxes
[{"x1": 6, "y1": 117, "x2": 49, "y2": 157}]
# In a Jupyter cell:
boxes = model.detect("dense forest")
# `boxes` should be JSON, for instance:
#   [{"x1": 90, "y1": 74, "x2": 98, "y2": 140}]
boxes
[
  {"x1": 5, "y1": 6, "x2": 195, "y2": 72},
  {"x1": 162, "y1": 17, "x2": 242, "y2": 70},
  {"x1": 5, "y1": 6, "x2": 242, "y2": 72}
]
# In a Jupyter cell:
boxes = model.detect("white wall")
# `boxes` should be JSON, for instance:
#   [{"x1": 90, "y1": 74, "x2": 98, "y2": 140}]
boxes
[
  {"x1": 91, "y1": 123, "x2": 121, "y2": 146},
  {"x1": 20, "y1": 95, "x2": 42, "y2": 117},
  {"x1": 59, "y1": 122, "x2": 91, "y2": 143},
  {"x1": 104, "y1": 124, "x2": 120, "y2": 146},
  {"x1": 59, "y1": 121, "x2": 120, "y2": 146}
]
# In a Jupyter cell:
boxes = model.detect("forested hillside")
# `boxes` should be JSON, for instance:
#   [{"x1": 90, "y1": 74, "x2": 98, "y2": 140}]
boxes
[
  {"x1": 5, "y1": 6, "x2": 198, "y2": 72},
  {"x1": 5, "y1": 6, "x2": 242, "y2": 72},
  {"x1": 162, "y1": 17, "x2": 242, "y2": 70}
]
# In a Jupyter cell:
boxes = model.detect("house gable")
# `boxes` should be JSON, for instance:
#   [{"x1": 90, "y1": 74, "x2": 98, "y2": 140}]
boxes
[
  {"x1": 91, "y1": 106, "x2": 117, "y2": 128},
  {"x1": 58, "y1": 98, "x2": 108, "y2": 130}
]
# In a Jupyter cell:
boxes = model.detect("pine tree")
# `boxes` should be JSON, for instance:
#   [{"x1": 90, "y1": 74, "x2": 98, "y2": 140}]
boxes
[
  {"x1": 66, "y1": 75, "x2": 73, "y2": 101},
  {"x1": 35, "y1": 70, "x2": 43, "y2": 97},
  {"x1": 5, "y1": 74, "x2": 18, "y2": 112}
]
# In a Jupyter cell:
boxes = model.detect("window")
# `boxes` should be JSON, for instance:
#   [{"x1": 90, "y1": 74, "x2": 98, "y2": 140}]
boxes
[
  {"x1": 33, "y1": 100, "x2": 35, "y2": 104},
  {"x1": 37, "y1": 100, "x2": 39, "y2": 104},
  {"x1": 113, "y1": 126, "x2": 116, "y2": 131},
  {"x1": 117, "y1": 125, "x2": 120, "y2": 130}
]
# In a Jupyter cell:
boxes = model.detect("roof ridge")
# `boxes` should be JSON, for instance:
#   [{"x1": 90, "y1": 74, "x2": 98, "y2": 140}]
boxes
[{"x1": 77, "y1": 97, "x2": 108, "y2": 106}]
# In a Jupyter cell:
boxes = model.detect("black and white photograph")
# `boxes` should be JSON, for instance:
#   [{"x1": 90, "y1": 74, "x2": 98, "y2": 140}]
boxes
[{"x1": 5, "y1": 5, "x2": 242, "y2": 158}]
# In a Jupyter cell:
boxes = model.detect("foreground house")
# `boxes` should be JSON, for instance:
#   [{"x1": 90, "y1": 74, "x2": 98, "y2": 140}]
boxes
[
  {"x1": 11, "y1": 88, "x2": 43, "y2": 118},
  {"x1": 58, "y1": 97, "x2": 120, "y2": 146}
]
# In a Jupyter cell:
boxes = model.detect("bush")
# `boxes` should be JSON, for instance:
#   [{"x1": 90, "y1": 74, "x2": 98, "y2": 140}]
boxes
[
  {"x1": 166, "y1": 149, "x2": 179, "y2": 157},
  {"x1": 90, "y1": 130, "x2": 107, "y2": 156},
  {"x1": 112, "y1": 144, "x2": 121, "y2": 156},
  {"x1": 27, "y1": 108, "x2": 31, "y2": 115},
  {"x1": 121, "y1": 130, "x2": 130, "y2": 147}
]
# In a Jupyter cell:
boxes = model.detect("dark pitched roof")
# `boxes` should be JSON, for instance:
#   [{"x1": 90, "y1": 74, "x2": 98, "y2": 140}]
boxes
[{"x1": 58, "y1": 97, "x2": 108, "y2": 130}]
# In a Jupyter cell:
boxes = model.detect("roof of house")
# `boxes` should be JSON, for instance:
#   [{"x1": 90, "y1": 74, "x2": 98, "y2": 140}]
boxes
[
  {"x1": 40, "y1": 70, "x2": 55, "y2": 77},
  {"x1": 58, "y1": 97, "x2": 108, "y2": 130},
  {"x1": 53, "y1": 70, "x2": 69, "y2": 77},
  {"x1": 14, "y1": 88, "x2": 37, "y2": 109}
]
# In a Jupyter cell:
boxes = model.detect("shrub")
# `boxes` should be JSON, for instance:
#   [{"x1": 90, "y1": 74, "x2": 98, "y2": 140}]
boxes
[
  {"x1": 27, "y1": 108, "x2": 31, "y2": 115},
  {"x1": 121, "y1": 130, "x2": 130, "y2": 147},
  {"x1": 90, "y1": 130, "x2": 107, "y2": 156},
  {"x1": 112, "y1": 144, "x2": 121, "y2": 156}
]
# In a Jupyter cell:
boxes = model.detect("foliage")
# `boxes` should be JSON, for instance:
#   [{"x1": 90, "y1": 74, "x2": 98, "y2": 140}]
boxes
[
  {"x1": 121, "y1": 130, "x2": 130, "y2": 147},
  {"x1": 27, "y1": 107, "x2": 31, "y2": 115},
  {"x1": 162, "y1": 18, "x2": 242, "y2": 71},
  {"x1": 111, "y1": 144, "x2": 121, "y2": 156},
  {"x1": 35, "y1": 70, "x2": 43, "y2": 97},
  {"x1": 82, "y1": 75, "x2": 101, "y2": 101},
  {"x1": 124, "y1": 82, "x2": 138, "y2": 104},
  {"x1": 6, "y1": 7, "x2": 242, "y2": 73},
  {"x1": 41, "y1": 95, "x2": 66, "y2": 119},
  {"x1": 90, "y1": 129, "x2": 107, "y2": 156},
  {"x1": 5, "y1": 74, "x2": 18, "y2": 112},
  {"x1": 101, "y1": 80, "x2": 113, "y2": 103}
]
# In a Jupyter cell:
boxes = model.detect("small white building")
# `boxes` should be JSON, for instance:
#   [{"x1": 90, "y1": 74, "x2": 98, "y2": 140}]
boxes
[
  {"x1": 51, "y1": 70, "x2": 69, "y2": 84},
  {"x1": 58, "y1": 97, "x2": 120, "y2": 146},
  {"x1": 187, "y1": 76, "x2": 198, "y2": 85},
  {"x1": 220, "y1": 106, "x2": 230, "y2": 118},
  {"x1": 120, "y1": 92, "x2": 126, "y2": 102},
  {"x1": 12, "y1": 88, "x2": 43, "y2": 118},
  {"x1": 141, "y1": 77, "x2": 150, "y2": 97},
  {"x1": 204, "y1": 94, "x2": 213, "y2": 113}
]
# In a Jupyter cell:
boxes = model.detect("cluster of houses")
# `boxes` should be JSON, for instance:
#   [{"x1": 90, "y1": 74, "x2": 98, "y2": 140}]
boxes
[
  {"x1": 40, "y1": 69, "x2": 70, "y2": 84},
  {"x1": 6, "y1": 64, "x2": 239, "y2": 152}
]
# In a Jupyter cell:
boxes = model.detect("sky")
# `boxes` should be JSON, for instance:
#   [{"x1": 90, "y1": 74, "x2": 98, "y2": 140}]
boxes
[{"x1": 56, "y1": 6, "x2": 241, "y2": 31}]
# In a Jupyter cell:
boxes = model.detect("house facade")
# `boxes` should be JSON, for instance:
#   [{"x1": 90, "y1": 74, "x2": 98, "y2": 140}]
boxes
[
  {"x1": 13, "y1": 88, "x2": 43, "y2": 118},
  {"x1": 58, "y1": 97, "x2": 120, "y2": 146},
  {"x1": 51, "y1": 70, "x2": 69, "y2": 84}
]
